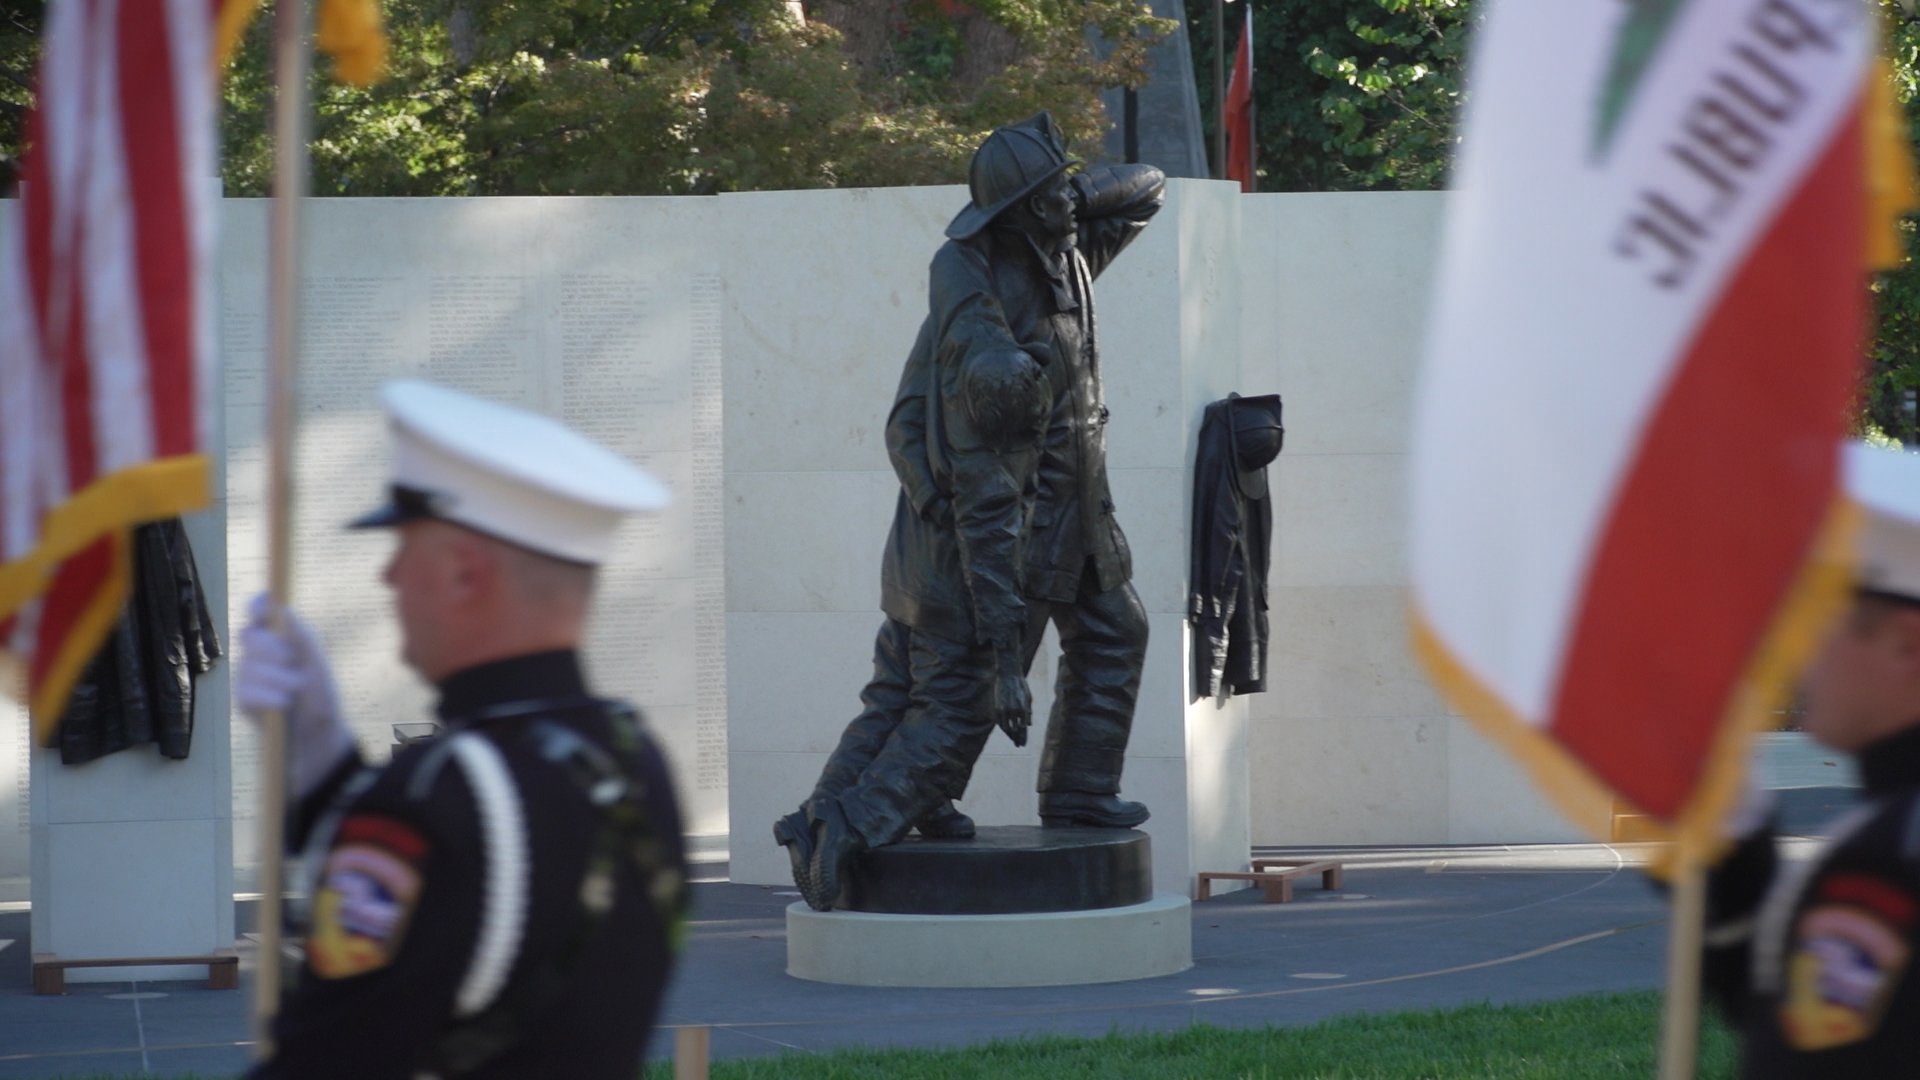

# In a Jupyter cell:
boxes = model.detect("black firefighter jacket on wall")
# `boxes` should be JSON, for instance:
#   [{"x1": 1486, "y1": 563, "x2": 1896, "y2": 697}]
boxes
[
  {"x1": 57, "y1": 518, "x2": 220, "y2": 763},
  {"x1": 1188, "y1": 395, "x2": 1282, "y2": 703}
]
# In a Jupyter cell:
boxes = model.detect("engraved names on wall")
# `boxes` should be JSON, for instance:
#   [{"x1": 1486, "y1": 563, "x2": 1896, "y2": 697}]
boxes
[{"x1": 222, "y1": 199, "x2": 728, "y2": 847}]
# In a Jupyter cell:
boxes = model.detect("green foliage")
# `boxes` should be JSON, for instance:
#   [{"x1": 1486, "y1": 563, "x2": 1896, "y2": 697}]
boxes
[
  {"x1": 637, "y1": 991, "x2": 1738, "y2": 1080},
  {"x1": 0, "y1": 0, "x2": 40, "y2": 182},
  {"x1": 212, "y1": 0, "x2": 1170, "y2": 197},
  {"x1": 1189, "y1": 0, "x2": 1471, "y2": 191},
  {"x1": 1871, "y1": 1, "x2": 1920, "y2": 442}
]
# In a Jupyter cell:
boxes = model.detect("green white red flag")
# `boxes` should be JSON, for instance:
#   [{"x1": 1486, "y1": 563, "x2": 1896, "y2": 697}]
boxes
[{"x1": 1409, "y1": 0, "x2": 1911, "y2": 865}]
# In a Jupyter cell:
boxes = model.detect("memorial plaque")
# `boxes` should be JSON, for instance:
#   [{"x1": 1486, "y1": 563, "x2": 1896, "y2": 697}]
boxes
[{"x1": 221, "y1": 199, "x2": 729, "y2": 861}]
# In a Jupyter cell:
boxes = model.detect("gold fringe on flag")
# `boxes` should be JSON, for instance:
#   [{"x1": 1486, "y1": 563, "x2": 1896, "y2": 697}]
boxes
[
  {"x1": 213, "y1": 0, "x2": 388, "y2": 87},
  {"x1": 213, "y1": 0, "x2": 260, "y2": 72},
  {"x1": 316, "y1": 0, "x2": 389, "y2": 87},
  {"x1": 1866, "y1": 54, "x2": 1919, "y2": 270}
]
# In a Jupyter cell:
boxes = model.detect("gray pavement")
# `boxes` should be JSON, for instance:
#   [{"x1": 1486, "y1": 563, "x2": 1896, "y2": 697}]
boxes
[{"x1": 0, "y1": 842, "x2": 1687, "y2": 1078}]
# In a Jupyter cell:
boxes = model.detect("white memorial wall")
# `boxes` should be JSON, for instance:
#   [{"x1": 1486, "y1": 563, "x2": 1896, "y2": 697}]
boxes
[
  {"x1": 220, "y1": 198, "x2": 732, "y2": 875},
  {"x1": 0, "y1": 186, "x2": 1594, "y2": 922},
  {"x1": 1241, "y1": 191, "x2": 1593, "y2": 846}
]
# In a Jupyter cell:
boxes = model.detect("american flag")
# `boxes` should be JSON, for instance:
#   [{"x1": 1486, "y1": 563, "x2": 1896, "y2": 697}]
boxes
[{"x1": 0, "y1": 0, "x2": 225, "y2": 744}]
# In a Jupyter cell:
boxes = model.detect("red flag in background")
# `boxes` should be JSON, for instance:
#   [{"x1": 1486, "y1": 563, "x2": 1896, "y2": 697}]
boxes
[
  {"x1": 1224, "y1": 5, "x2": 1254, "y2": 192},
  {"x1": 0, "y1": 0, "x2": 224, "y2": 744}
]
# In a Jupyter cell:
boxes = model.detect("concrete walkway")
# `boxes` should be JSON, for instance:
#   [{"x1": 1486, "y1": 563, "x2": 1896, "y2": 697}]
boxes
[{"x1": 0, "y1": 841, "x2": 1698, "y2": 1078}]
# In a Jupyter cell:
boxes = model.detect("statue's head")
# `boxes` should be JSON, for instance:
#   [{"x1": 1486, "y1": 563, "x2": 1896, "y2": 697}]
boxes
[
  {"x1": 960, "y1": 346, "x2": 1053, "y2": 450},
  {"x1": 946, "y1": 112, "x2": 1080, "y2": 243}
]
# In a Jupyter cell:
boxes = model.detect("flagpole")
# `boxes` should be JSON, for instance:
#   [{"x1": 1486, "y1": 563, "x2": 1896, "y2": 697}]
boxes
[
  {"x1": 1212, "y1": 0, "x2": 1225, "y2": 180},
  {"x1": 254, "y1": 0, "x2": 311, "y2": 1058},
  {"x1": 1656, "y1": 852, "x2": 1706, "y2": 1080}
]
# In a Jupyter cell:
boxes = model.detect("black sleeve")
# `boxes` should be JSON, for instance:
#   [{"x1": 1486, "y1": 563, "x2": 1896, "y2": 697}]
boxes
[
  {"x1": 1701, "y1": 823, "x2": 1779, "y2": 1027},
  {"x1": 1073, "y1": 164, "x2": 1165, "y2": 280}
]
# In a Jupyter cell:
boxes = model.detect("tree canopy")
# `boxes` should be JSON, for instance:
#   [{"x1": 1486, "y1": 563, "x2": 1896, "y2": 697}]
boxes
[
  {"x1": 1188, "y1": 0, "x2": 1470, "y2": 192},
  {"x1": 216, "y1": 0, "x2": 1171, "y2": 197}
]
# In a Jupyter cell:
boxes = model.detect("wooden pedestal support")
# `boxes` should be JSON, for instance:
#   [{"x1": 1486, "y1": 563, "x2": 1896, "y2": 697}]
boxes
[
  {"x1": 1196, "y1": 859, "x2": 1345, "y2": 903},
  {"x1": 32, "y1": 950, "x2": 240, "y2": 994}
]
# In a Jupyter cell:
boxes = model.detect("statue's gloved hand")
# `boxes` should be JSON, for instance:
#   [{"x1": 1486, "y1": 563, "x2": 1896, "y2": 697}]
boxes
[
  {"x1": 992, "y1": 649, "x2": 1030, "y2": 747},
  {"x1": 236, "y1": 593, "x2": 356, "y2": 798}
]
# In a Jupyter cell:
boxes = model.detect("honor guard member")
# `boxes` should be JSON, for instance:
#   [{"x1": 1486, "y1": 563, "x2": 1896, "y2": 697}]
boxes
[
  {"x1": 1704, "y1": 442, "x2": 1920, "y2": 1078},
  {"x1": 235, "y1": 380, "x2": 688, "y2": 1080}
]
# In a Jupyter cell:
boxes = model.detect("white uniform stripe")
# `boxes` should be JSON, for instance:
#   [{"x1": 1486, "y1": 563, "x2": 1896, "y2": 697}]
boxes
[{"x1": 449, "y1": 733, "x2": 529, "y2": 1019}]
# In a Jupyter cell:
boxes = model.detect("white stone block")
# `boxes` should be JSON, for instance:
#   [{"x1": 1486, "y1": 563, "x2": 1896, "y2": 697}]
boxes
[
  {"x1": 786, "y1": 894, "x2": 1192, "y2": 987},
  {"x1": 1247, "y1": 714, "x2": 1451, "y2": 846},
  {"x1": 723, "y1": 471, "x2": 894, "y2": 614},
  {"x1": 1271, "y1": 452, "x2": 1408, "y2": 589},
  {"x1": 1266, "y1": 584, "x2": 1450, "y2": 721}
]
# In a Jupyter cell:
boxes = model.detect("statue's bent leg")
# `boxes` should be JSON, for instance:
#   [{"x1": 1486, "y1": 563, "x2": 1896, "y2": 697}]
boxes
[
  {"x1": 809, "y1": 617, "x2": 914, "y2": 802},
  {"x1": 837, "y1": 627, "x2": 996, "y2": 849},
  {"x1": 1036, "y1": 577, "x2": 1148, "y2": 797}
]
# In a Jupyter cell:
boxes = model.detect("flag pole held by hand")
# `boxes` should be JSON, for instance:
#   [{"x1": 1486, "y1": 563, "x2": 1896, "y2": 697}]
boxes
[
  {"x1": 253, "y1": 0, "x2": 311, "y2": 1057},
  {"x1": 1657, "y1": 848, "x2": 1707, "y2": 1080}
]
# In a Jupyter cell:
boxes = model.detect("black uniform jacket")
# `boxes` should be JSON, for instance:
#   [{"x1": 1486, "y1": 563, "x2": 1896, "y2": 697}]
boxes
[
  {"x1": 1188, "y1": 398, "x2": 1275, "y2": 702},
  {"x1": 255, "y1": 650, "x2": 686, "y2": 1080},
  {"x1": 58, "y1": 518, "x2": 220, "y2": 763},
  {"x1": 1704, "y1": 723, "x2": 1920, "y2": 1078},
  {"x1": 881, "y1": 163, "x2": 1166, "y2": 636}
]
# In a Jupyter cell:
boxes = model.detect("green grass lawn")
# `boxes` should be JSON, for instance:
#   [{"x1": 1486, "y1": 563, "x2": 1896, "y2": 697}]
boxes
[{"x1": 643, "y1": 990, "x2": 1740, "y2": 1080}]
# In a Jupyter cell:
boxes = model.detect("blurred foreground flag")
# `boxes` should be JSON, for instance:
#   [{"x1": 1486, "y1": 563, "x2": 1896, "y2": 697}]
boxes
[
  {"x1": 1409, "y1": 0, "x2": 1912, "y2": 864},
  {"x1": 0, "y1": 0, "x2": 219, "y2": 742}
]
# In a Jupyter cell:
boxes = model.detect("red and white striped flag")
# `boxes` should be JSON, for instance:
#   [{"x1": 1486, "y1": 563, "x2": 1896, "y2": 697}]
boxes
[
  {"x1": 1409, "y1": 0, "x2": 1912, "y2": 865},
  {"x1": 0, "y1": 0, "x2": 222, "y2": 743},
  {"x1": 1224, "y1": 4, "x2": 1254, "y2": 192}
]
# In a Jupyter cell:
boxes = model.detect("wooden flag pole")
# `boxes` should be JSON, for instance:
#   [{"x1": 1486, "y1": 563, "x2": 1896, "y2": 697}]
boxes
[
  {"x1": 253, "y1": 0, "x2": 312, "y2": 1058},
  {"x1": 1656, "y1": 851, "x2": 1707, "y2": 1080}
]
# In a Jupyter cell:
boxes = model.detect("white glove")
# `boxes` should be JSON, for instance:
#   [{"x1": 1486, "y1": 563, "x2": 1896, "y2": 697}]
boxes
[{"x1": 236, "y1": 594, "x2": 356, "y2": 798}]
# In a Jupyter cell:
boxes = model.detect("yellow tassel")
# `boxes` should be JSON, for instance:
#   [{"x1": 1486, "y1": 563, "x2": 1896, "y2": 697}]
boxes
[
  {"x1": 212, "y1": 0, "x2": 260, "y2": 73},
  {"x1": 1865, "y1": 54, "x2": 1918, "y2": 271},
  {"x1": 317, "y1": 0, "x2": 389, "y2": 87}
]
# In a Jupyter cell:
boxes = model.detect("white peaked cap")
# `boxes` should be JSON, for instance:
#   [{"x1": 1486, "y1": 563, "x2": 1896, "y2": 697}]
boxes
[
  {"x1": 1848, "y1": 441, "x2": 1920, "y2": 602},
  {"x1": 351, "y1": 379, "x2": 671, "y2": 565}
]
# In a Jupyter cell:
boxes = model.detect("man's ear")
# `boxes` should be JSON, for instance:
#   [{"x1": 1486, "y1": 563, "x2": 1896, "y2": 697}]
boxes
[
  {"x1": 446, "y1": 531, "x2": 497, "y2": 603},
  {"x1": 1887, "y1": 606, "x2": 1920, "y2": 672}
]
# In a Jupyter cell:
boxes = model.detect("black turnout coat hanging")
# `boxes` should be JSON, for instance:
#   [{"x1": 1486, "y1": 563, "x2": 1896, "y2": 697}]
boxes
[
  {"x1": 57, "y1": 518, "x2": 220, "y2": 764},
  {"x1": 1188, "y1": 394, "x2": 1284, "y2": 703}
]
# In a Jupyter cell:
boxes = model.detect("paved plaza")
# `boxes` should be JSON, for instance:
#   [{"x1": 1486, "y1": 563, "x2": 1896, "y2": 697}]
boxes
[{"x1": 0, "y1": 785, "x2": 1861, "y2": 1078}]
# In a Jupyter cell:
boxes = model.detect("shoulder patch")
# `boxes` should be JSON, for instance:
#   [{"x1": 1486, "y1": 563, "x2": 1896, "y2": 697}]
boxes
[
  {"x1": 307, "y1": 814, "x2": 428, "y2": 980},
  {"x1": 1780, "y1": 873, "x2": 1916, "y2": 1051}
]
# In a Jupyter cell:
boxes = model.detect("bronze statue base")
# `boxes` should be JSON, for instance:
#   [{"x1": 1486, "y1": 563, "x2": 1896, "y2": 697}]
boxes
[{"x1": 833, "y1": 825, "x2": 1151, "y2": 914}]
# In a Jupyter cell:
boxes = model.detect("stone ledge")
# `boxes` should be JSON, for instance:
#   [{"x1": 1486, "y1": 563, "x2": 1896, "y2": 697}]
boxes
[{"x1": 786, "y1": 894, "x2": 1192, "y2": 987}]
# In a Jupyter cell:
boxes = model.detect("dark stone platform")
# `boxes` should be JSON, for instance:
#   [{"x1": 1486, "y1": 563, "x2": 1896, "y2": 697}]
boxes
[{"x1": 834, "y1": 825, "x2": 1152, "y2": 915}]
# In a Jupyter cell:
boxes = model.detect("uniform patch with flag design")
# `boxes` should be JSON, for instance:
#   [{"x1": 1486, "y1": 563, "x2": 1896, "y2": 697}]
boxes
[
  {"x1": 1781, "y1": 872, "x2": 1914, "y2": 1051},
  {"x1": 308, "y1": 815, "x2": 427, "y2": 979}
]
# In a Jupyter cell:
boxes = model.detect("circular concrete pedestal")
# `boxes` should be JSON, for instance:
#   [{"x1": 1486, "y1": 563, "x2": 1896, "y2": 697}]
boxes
[{"x1": 786, "y1": 894, "x2": 1192, "y2": 987}]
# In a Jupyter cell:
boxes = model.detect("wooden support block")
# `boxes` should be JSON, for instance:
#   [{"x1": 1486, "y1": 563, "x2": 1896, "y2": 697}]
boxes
[
  {"x1": 208, "y1": 950, "x2": 240, "y2": 990},
  {"x1": 30, "y1": 951, "x2": 245, "y2": 994},
  {"x1": 1199, "y1": 860, "x2": 1348, "y2": 904},
  {"x1": 31, "y1": 954, "x2": 63, "y2": 995}
]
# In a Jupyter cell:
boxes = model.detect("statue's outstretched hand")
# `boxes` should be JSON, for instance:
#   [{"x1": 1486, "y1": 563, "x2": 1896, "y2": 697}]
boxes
[{"x1": 236, "y1": 594, "x2": 357, "y2": 798}]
